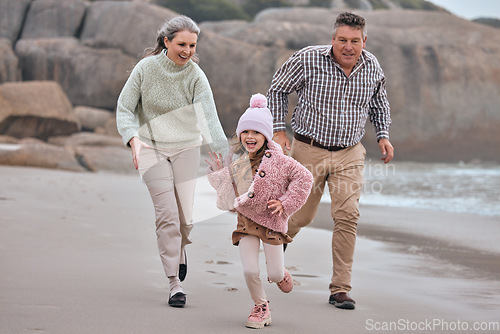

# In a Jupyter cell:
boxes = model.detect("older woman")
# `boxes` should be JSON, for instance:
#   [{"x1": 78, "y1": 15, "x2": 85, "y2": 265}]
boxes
[{"x1": 116, "y1": 15, "x2": 227, "y2": 308}]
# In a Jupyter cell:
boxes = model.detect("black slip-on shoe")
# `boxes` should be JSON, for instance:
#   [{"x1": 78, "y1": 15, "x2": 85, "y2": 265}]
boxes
[
  {"x1": 329, "y1": 292, "x2": 355, "y2": 310},
  {"x1": 168, "y1": 292, "x2": 186, "y2": 308},
  {"x1": 179, "y1": 250, "x2": 187, "y2": 282}
]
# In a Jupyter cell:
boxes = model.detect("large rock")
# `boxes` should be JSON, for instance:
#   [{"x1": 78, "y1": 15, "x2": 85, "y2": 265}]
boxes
[
  {"x1": 360, "y1": 11, "x2": 500, "y2": 162},
  {"x1": 48, "y1": 132, "x2": 123, "y2": 148},
  {"x1": 201, "y1": 20, "x2": 331, "y2": 50},
  {"x1": 197, "y1": 31, "x2": 280, "y2": 134},
  {"x1": 0, "y1": 81, "x2": 79, "y2": 140},
  {"x1": 21, "y1": 0, "x2": 87, "y2": 39},
  {"x1": 74, "y1": 105, "x2": 113, "y2": 132},
  {"x1": 0, "y1": 38, "x2": 19, "y2": 83},
  {"x1": 255, "y1": 7, "x2": 339, "y2": 24},
  {"x1": 80, "y1": 1, "x2": 178, "y2": 58},
  {"x1": 100, "y1": 115, "x2": 120, "y2": 137},
  {"x1": 15, "y1": 38, "x2": 135, "y2": 109},
  {"x1": 0, "y1": 0, "x2": 31, "y2": 42},
  {"x1": 47, "y1": 132, "x2": 133, "y2": 173},
  {"x1": 74, "y1": 146, "x2": 135, "y2": 174},
  {"x1": 0, "y1": 138, "x2": 85, "y2": 172}
]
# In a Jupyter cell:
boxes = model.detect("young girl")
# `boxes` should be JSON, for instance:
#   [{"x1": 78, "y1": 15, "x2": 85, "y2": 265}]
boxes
[{"x1": 207, "y1": 94, "x2": 313, "y2": 329}]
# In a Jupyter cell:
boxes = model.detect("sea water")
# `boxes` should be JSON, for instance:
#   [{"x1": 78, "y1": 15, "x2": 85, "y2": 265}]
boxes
[{"x1": 321, "y1": 160, "x2": 500, "y2": 217}]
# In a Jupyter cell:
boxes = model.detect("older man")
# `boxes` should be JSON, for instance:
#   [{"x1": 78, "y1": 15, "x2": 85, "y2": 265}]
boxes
[{"x1": 267, "y1": 11, "x2": 394, "y2": 310}]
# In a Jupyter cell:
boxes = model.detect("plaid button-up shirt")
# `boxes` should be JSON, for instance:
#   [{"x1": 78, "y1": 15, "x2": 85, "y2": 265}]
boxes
[{"x1": 267, "y1": 45, "x2": 391, "y2": 148}]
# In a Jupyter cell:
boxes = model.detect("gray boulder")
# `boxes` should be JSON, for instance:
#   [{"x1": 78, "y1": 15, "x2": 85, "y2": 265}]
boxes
[
  {"x1": 254, "y1": 7, "x2": 338, "y2": 24},
  {"x1": 0, "y1": 135, "x2": 20, "y2": 144},
  {"x1": 0, "y1": 81, "x2": 79, "y2": 140},
  {"x1": 0, "y1": 38, "x2": 19, "y2": 83},
  {"x1": 202, "y1": 20, "x2": 331, "y2": 50},
  {"x1": 46, "y1": 132, "x2": 133, "y2": 173},
  {"x1": 197, "y1": 31, "x2": 279, "y2": 134},
  {"x1": 15, "y1": 38, "x2": 135, "y2": 109},
  {"x1": 74, "y1": 145, "x2": 135, "y2": 174},
  {"x1": 21, "y1": 0, "x2": 88, "y2": 39},
  {"x1": 48, "y1": 132, "x2": 123, "y2": 148},
  {"x1": 80, "y1": 1, "x2": 178, "y2": 58},
  {"x1": 361, "y1": 11, "x2": 500, "y2": 161},
  {"x1": 0, "y1": 0, "x2": 31, "y2": 41},
  {"x1": 74, "y1": 106, "x2": 113, "y2": 132},
  {"x1": 100, "y1": 115, "x2": 120, "y2": 137},
  {"x1": 0, "y1": 138, "x2": 85, "y2": 172}
]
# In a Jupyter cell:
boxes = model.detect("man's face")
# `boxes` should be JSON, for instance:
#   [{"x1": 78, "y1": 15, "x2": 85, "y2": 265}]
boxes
[{"x1": 331, "y1": 25, "x2": 366, "y2": 71}]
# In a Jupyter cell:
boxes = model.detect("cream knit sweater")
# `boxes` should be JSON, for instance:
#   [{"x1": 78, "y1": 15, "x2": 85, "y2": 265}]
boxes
[{"x1": 116, "y1": 51, "x2": 227, "y2": 152}]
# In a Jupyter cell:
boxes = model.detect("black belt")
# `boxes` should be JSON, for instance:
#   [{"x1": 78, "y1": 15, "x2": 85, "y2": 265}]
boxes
[{"x1": 294, "y1": 133, "x2": 346, "y2": 152}]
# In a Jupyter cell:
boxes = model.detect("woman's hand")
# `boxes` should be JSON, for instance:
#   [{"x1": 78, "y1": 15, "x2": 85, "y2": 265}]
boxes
[
  {"x1": 267, "y1": 199, "x2": 284, "y2": 216},
  {"x1": 129, "y1": 137, "x2": 150, "y2": 170},
  {"x1": 205, "y1": 152, "x2": 224, "y2": 171}
]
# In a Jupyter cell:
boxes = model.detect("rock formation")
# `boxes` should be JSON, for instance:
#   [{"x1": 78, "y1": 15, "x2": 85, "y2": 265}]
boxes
[{"x1": 0, "y1": 0, "x2": 499, "y2": 172}]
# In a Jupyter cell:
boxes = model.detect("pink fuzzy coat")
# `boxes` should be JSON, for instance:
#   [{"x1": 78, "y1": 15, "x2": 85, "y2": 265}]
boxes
[{"x1": 207, "y1": 140, "x2": 313, "y2": 234}]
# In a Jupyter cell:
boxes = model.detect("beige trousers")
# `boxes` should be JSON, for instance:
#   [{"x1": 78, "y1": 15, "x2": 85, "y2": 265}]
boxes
[
  {"x1": 138, "y1": 146, "x2": 200, "y2": 278},
  {"x1": 288, "y1": 139, "x2": 366, "y2": 294}
]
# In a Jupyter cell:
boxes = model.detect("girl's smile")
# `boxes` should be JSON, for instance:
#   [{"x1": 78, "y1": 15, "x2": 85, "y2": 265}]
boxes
[{"x1": 240, "y1": 130, "x2": 266, "y2": 154}]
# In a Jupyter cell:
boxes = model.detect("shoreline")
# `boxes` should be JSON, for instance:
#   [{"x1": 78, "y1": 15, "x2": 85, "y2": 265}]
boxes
[{"x1": 312, "y1": 203, "x2": 500, "y2": 281}]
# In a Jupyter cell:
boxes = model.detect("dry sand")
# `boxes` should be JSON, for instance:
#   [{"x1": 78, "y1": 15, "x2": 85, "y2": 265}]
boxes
[{"x1": 1, "y1": 166, "x2": 499, "y2": 334}]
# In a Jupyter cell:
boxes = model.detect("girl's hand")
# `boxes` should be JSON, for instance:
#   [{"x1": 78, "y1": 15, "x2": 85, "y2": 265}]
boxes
[
  {"x1": 129, "y1": 137, "x2": 151, "y2": 170},
  {"x1": 205, "y1": 152, "x2": 224, "y2": 171},
  {"x1": 267, "y1": 199, "x2": 284, "y2": 216}
]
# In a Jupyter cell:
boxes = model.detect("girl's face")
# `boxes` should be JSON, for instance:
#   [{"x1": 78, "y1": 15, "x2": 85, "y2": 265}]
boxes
[
  {"x1": 240, "y1": 130, "x2": 266, "y2": 154},
  {"x1": 164, "y1": 30, "x2": 198, "y2": 66}
]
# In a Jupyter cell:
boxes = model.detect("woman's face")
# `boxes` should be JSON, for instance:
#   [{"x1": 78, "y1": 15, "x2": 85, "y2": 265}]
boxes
[
  {"x1": 240, "y1": 130, "x2": 266, "y2": 154},
  {"x1": 164, "y1": 30, "x2": 198, "y2": 66}
]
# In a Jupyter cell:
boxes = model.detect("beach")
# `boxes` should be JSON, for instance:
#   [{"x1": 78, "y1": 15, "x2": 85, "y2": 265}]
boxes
[{"x1": 1, "y1": 165, "x2": 499, "y2": 334}]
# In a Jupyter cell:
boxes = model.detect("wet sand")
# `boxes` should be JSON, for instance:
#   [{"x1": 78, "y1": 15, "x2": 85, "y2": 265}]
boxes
[{"x1": 312, "y1": 204, "x2": 500, "y2": 280}]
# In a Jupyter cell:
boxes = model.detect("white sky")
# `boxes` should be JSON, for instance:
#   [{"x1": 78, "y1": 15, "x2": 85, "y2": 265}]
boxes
[{"x1": 429, "y1": 0, "x2": 500, "y2": 20}]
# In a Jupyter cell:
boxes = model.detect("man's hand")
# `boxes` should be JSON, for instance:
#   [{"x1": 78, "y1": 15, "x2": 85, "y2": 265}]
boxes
[
  {"x1": 378, "y1": 138, "x2": 394, "y2": 164},
  {"x1": 273, "y1": 131, "x2": 291, "y2": 153}
]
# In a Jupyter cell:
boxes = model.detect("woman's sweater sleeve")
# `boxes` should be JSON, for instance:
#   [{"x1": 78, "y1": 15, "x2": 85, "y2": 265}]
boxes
[
  {"x1": 193, "y1": 70, "x2": 228, "y2": 155},
  {"x1": 207, "y1": 166, "x2": 236, "y2": 211},
  {"x1": 278, "y1": 160, "x2": 313, "y2": 217},
  {"x1": 116, "y1": 65, "x2": 142, "y2": 147}
]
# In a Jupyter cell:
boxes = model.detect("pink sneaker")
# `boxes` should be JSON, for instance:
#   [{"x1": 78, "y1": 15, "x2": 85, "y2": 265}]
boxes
[
  {"x1": 276, "y1": 268, "x2": 293, "y2": 293},
  {"x1": 245, "y1": 301, "x2": 271, "y2": 329}
]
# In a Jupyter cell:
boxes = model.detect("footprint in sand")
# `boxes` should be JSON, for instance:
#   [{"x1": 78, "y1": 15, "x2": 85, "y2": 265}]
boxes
[
  {"x1": 206, "y1": 270, "x2": 227, "y2": 276},
  {"x1": 286, "y1": 265, "x2": 300, "y2": 271}
]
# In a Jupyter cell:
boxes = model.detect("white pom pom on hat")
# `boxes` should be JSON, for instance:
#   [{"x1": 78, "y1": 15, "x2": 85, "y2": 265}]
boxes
[{"x1": 236, "y1": 93, "x2": 273, "y2": 142}]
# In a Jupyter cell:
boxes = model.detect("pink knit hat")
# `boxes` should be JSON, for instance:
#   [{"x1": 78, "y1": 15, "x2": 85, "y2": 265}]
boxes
[{"x1": 236, "y1": 93, "x2": 273, "y2": 142}]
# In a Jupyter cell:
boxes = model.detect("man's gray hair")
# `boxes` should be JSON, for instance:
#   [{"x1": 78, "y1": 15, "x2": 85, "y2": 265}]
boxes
[{"x1": 333, "y1": 12, "x2": 367, "y2": 38}]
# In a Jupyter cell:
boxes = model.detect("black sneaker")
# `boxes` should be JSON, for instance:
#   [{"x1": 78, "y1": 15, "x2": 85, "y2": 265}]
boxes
[
  {"x1": 179, "y1": 250, "x2": 187, "y2": 282},
  {"x1": 329, "y1": 292, "x2": 355, "y2": 310},
  {"x1": 168, "y1": 292, "x2": 186, "y2": 308}
]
